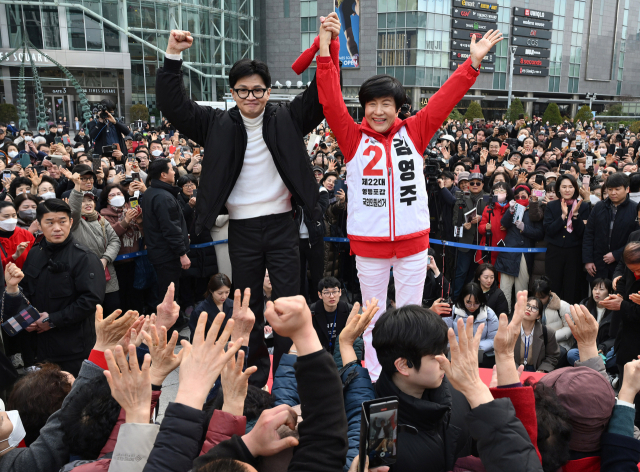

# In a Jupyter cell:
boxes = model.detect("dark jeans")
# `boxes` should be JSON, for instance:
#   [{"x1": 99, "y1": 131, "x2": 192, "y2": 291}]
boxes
[
  {"x1": 114, "y1": 260, "x2": 145, "y2": 313},
  {"x1": 102, "y1": 291, "x2": 121, "y2": 318},
  {"x1": 453, "y1": 249, "x2": 476, "y2": 300},
  {"x1": 229, "y1": 211, "x2": 299, "y2": 388},
  {"x1": 299, "y1": 237, "x2": 324, "y2": 303}
]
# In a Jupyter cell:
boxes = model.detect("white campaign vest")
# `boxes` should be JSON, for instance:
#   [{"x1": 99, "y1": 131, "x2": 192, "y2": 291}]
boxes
[{"x1": 346, "y1": 126, "x2": 430, "y2": 242}]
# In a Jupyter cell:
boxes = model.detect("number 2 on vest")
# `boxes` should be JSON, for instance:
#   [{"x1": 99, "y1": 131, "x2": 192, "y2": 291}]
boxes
[{"x1": 363, "y1": 146, "x2": 384, "y2": 176}]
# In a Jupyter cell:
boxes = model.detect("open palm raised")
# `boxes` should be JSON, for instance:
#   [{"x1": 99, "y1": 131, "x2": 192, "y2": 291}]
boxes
[{"x1": 469, "y1": 29, "x2": 503, "y2": 69}]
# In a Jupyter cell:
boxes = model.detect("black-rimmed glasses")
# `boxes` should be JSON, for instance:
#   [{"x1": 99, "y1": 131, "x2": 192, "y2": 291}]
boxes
[{"x1": 233, "y1": 88, "x2": 268, "y2": 99}]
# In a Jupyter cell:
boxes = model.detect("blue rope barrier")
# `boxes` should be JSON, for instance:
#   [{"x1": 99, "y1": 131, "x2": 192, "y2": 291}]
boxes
[{"x1": 114, "y1": 236, "x2": 546, "y2": 261}]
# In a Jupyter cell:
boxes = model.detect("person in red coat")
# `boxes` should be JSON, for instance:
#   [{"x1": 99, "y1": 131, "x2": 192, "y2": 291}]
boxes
[
  {"x1": 0, "y1": 201, "x2": 35, "y2": 269},
  {"x1": 477, "y1": 182, "x2": 512, "y2": 266}
]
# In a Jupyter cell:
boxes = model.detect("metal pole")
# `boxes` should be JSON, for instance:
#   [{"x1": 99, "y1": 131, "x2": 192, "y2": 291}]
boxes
[{"x1": 507, "y1": 45, "x2": 517, "y2": 110}]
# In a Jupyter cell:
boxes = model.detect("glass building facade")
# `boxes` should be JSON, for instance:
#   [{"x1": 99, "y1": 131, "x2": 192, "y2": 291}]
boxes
[{"x1": 1, "y1": 1, "x2": 259, "y2": 124}]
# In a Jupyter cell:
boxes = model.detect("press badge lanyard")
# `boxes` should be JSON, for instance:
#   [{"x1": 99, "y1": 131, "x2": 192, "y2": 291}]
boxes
[{"x1": 523, "y1": 334, "x2": 531, "y2": 366}]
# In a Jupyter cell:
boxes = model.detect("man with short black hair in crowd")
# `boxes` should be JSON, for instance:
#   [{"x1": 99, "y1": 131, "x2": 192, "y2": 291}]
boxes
[
  {"x1": 45, "y1": 124, "x2": 59, "y2": 145},
  {"x1": 149, "y1": 140, "x2": 165, "y2": 159},
  {"x1": 3, "y1": 199, "x2": 105, "y2": 376},
  {"x1": 583, "y1": 172, "x2": 637, "y2": 281},
  {"x1": 310, "y1": 276, "x2": 351, "y2": 356},
  {"x1": 60, "y1": 164, "x2": 102, "y2": 201},
  {"x1": 135, "y1": 148, "x2": 151, "y2": 172},
  {"x1": 155, "y1": 16, "x2": 342, "y2": 385},
  {"x1": 89, "y1": 99, "x2": 130, "y2": 157}
]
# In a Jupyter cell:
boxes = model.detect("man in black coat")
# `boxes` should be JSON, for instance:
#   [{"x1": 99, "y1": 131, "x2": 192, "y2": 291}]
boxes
[
  {"x1": 141, "y1": 159, "x2": 190, "y2": 308},
  {"x1": 156, "y1": 19, "x2": 342, "y2": 386},
  {"x1": 3, "y1": 199, "x2": 105, "y2": 377},
  {"x1": 584, "y1": 172, "x2": 637, "y2": 281},
  {"x1": 89, "y1": 99, "x2": 130, "y2": 156}
]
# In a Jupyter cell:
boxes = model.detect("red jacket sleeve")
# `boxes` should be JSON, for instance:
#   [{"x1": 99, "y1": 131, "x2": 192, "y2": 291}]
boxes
[
  {"x1": 404, "y1": 58, "x2": 480, "y2": 153},
  {"x1": 490, "y1": 386, "x2": 541, "y2": 463},
  {"x1": 200, "y1": 410, "x2": 247, "y2": 455},
  {"x1": 316, "y1": 55, "x2": 361, "y2": 162},
  {"x1": 478, "y1": 206, "x2": 490, "y2": 236}
]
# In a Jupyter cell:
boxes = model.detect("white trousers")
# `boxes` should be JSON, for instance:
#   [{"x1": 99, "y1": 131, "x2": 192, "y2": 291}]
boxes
[
  {"x1": 499, "y1": 254, "x2": 529, "y2": 313},
  {"x1": 358, "y1": 248, "x2": 429, "y2": 381}
]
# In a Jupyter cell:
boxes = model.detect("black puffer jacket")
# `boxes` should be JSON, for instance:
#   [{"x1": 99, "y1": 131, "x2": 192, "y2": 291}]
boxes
[
  {"x1": 484, "y1": 283, "x2": 509, "y2": 317},
  {"x1": 375, "y1": 370, "x2": 471, "y2": 472},
  {"x1": 141, "y1": 180, "x2": 190, "y2": 265},
  {"x1": 157, "y1": 57, "x2": 333, "y2": 236},
  {"x1": 5, "y1": 235, "x2": 105, "y2": 362}
]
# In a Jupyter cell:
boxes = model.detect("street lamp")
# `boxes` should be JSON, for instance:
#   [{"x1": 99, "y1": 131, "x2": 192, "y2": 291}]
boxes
[
  {"x1": 586, "y1": 92, "x2": 597, "y2": 109},
  {"x1": 507, "y1": 45, "x2": 518, "y2": 110}
]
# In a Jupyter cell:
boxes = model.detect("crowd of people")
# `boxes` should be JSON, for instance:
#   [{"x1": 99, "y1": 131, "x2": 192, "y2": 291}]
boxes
[{"x1": 0, "y1": 14, "x2": 640, "y2": 472}]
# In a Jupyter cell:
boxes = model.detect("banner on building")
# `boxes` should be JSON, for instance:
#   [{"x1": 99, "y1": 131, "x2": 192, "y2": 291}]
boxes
[{"x1": 335, "y1": 0, "x2": 360, "y2": 68}]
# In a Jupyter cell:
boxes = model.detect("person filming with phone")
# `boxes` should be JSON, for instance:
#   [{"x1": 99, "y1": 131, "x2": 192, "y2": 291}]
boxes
[{"x1": 89, "y1": 99, "x2": 130, "y2": 159}]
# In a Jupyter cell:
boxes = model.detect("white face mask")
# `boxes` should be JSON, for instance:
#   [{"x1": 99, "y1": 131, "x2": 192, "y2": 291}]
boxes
[
  {"x1": 518, "y1": 134, "x2": 526, "y2": 142},
  {"x1": 25, "y1": 136, "x2": 32, "y2": 142},
  {"x1": 8, "y1": 151, "x2": 18, "y2": 158},
  {"x1": 496, "y1": 193, "x2": 507, "y2": 202},
  {"x1": 0, "y1": 218, "x2": 18, "y2": 232},
  {"x1": 109, "y1": 195, "x2": 125, "y2": 207},
  {"x1": 0, "y1": 410, "x2": 26, "y2": 454},
  {"x1": 160, "y1": 134, "x2": 165, "y2": 139},
  {"x1": 57, "y1": 128, "x2": 62, "y2": 133},
  {"x1": 151, "y1": 149, "x2": 163, "y2": 157},
  {"x1": 40, "y1": 191, "x2": 56, "y2": 200},
  {"x1": 75, "y1": 147, "x2": 85, "y2": 153}
]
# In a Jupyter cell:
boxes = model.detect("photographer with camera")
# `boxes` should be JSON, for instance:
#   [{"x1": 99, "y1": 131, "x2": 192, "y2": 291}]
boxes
[{"x1": 90, "y1": 99, "x2": 131, "y2": 159}]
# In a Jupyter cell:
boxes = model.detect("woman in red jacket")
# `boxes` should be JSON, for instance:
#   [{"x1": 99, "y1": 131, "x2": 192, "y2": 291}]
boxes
[
  {"x1": 0, "y1": 201, "x2": 35, "y2": 269},
  {"x1": 477, "y1": 182, "x2": 512, "y2": 266}
]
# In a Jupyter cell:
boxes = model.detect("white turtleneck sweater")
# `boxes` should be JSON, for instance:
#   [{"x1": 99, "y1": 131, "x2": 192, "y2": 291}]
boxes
[{"x1": 225, "y1": 110, "x2": 292, "y2": 220}]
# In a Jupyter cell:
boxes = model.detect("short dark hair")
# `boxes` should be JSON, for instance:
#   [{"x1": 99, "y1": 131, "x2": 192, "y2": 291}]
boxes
[
  {"x1": 100, "y1": 98, "x2": 116, "y2": 112},
  {"x1": 587, "y1": 278, "x2": 612, "y2": 312},
  {"x1": 456, "y1": 283, "x2": 486, "y2": 309},
  {"x1": 358, "y1": 75, "x2": 405, "y2": 111},
  {"x1": 520, "y1": 154, "x2": 536, "y2": 166},
  {"x1": 13, "y1": 193, "x2": 40, "y2": 211},
  {"x1": 58, "y1": 376, "x2": 121, "y2": 459},
  {"x1": 146, "y1": 158, "x2": 172, "y2": 184},
  {"x1": 7, "y1": 363, "x2": 73, "y2": 446},
  {"x1": 372, "y1": 305, "x2": 448, "y2": 375},
  {"x1": 318, "y1": 276, "x2": 340, "y2": 292},
  {"x1": 554, "y1": 174, "x2": 579, "y2": 200},
  {"x1": 177, "y1": 174, "x2": 198, "y2": 188},
  {"x1": 605, "y1": 171, "x2": 629, "y2": 190},
  {"x1": 36, "y1": 198, "x2": 71, "y2": 223},
  {"x1": 38, "y1": 175, "x2": 58, "y2": 192},
  {"x1": 193, "y1": 458, "x2": 248, "y2": 472},
  {"x1": 229, "y1": 59, "x2": 271, "y2": 89},
  {"x1": 99, "y1": 183, "x2": 129, "y2": 209},
  {"x1": 9, "y1": 176, "x2": 33, "y2": 198},
  {"x1": 527, "y1": 296, "x2": 544, "y2": 319},
  {"x1": 205, "y1": 273, "x2": 232, "y2": 298}
]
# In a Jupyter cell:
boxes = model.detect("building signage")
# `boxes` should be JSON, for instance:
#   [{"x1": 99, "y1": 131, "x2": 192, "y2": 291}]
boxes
[
  {"x1": 513, "y1": 66, "x2": 550, "y2": 77},
  {"x1": 452, "y1": 8, "x2": 498, "y2": 22},
  {"x1": 510, "y1": 35, "x2": 551, "y2": 49},
  {"x1": 512, "y1": 26, "x2": 552, "y2": 40},
  {"x1": 452, "y1": 18, "x2": 497, "y2": 32},
  {"x1": 450, "y1": 61, "x2": 495, "y2": 73},
  {"x1": 451, "y1": 29, "x2": 486, "y2": 40},
  {"x1": 513, "y1": 7, "x2": 553, "y2": 21},
  {"x1": 453, "y1": 0, "x2": 499, "y2": 12},
  {"x1": 451, "y1": 39, "x2": 497, "y2": 52},
  {"x1": 42, "y1": 86, "x2": 119, "y2": 95},
  {"x1": 512, "y1": 16, "x2": 552, "y2": 30},
  {"x1": 0, "y1": 51, "x2": 50, "y2": 64},
  {"x1": 450, "y1": 51, "x2": 495, "y2": 63},
  {"x1": 513, "y1": 46, "x2": 551, "y2": 58},
  {"x1": 514, "y1": 56, "x2": 550, "y2": 68}
]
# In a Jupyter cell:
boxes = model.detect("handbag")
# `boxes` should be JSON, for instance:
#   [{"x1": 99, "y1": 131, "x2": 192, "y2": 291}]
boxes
[
  {"x1": 99, "y1": 218, "x2": 111, "y2": 281},
  {"x1": 0, "y1": 290, "x2": 37, "y2": 337}
]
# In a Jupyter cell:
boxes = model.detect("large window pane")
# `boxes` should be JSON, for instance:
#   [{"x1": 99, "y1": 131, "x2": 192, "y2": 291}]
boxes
[
  {"x1": 68, "y1": 10, "x2": 86, "y2": 50},
  {"x1": 21, "y1": 6, "x2": 44, "y2": 49},
  {"x1": 42, "y1": 7, "x2": 61, "y2": 49},
  {"x1": 104, "y1": 25, "x2": 120, "y2": 52},
  {"x1": 141, "y1": 2, "x2": 156, "y2": 29},
  {"x1": 103, "y1": 1, "x2": 119, "y2": 26},
  {"x1": 155, "y1": 4, "x2": 170, "y2": 31},
  {"x1": 127, "y1": 1, "x2": 142, "y2": 29},
  {"x1": 85, "y1": 15, "x2": 103, "y2": 50}
]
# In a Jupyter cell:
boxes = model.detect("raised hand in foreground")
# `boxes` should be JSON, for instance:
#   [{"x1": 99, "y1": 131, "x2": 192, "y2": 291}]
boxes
[
  {"x1": 339, "y1": 299, "x2": 379, "y2": 364},
  {"x1": 436, "y1": 316, "x2": 493, "y2": 409},
  {"x1": 174, "y1": 311, "x2": 242, "y2": 410},
  {"x1": 493, "y1": 290, "x2": 527, "y2": 386}
]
